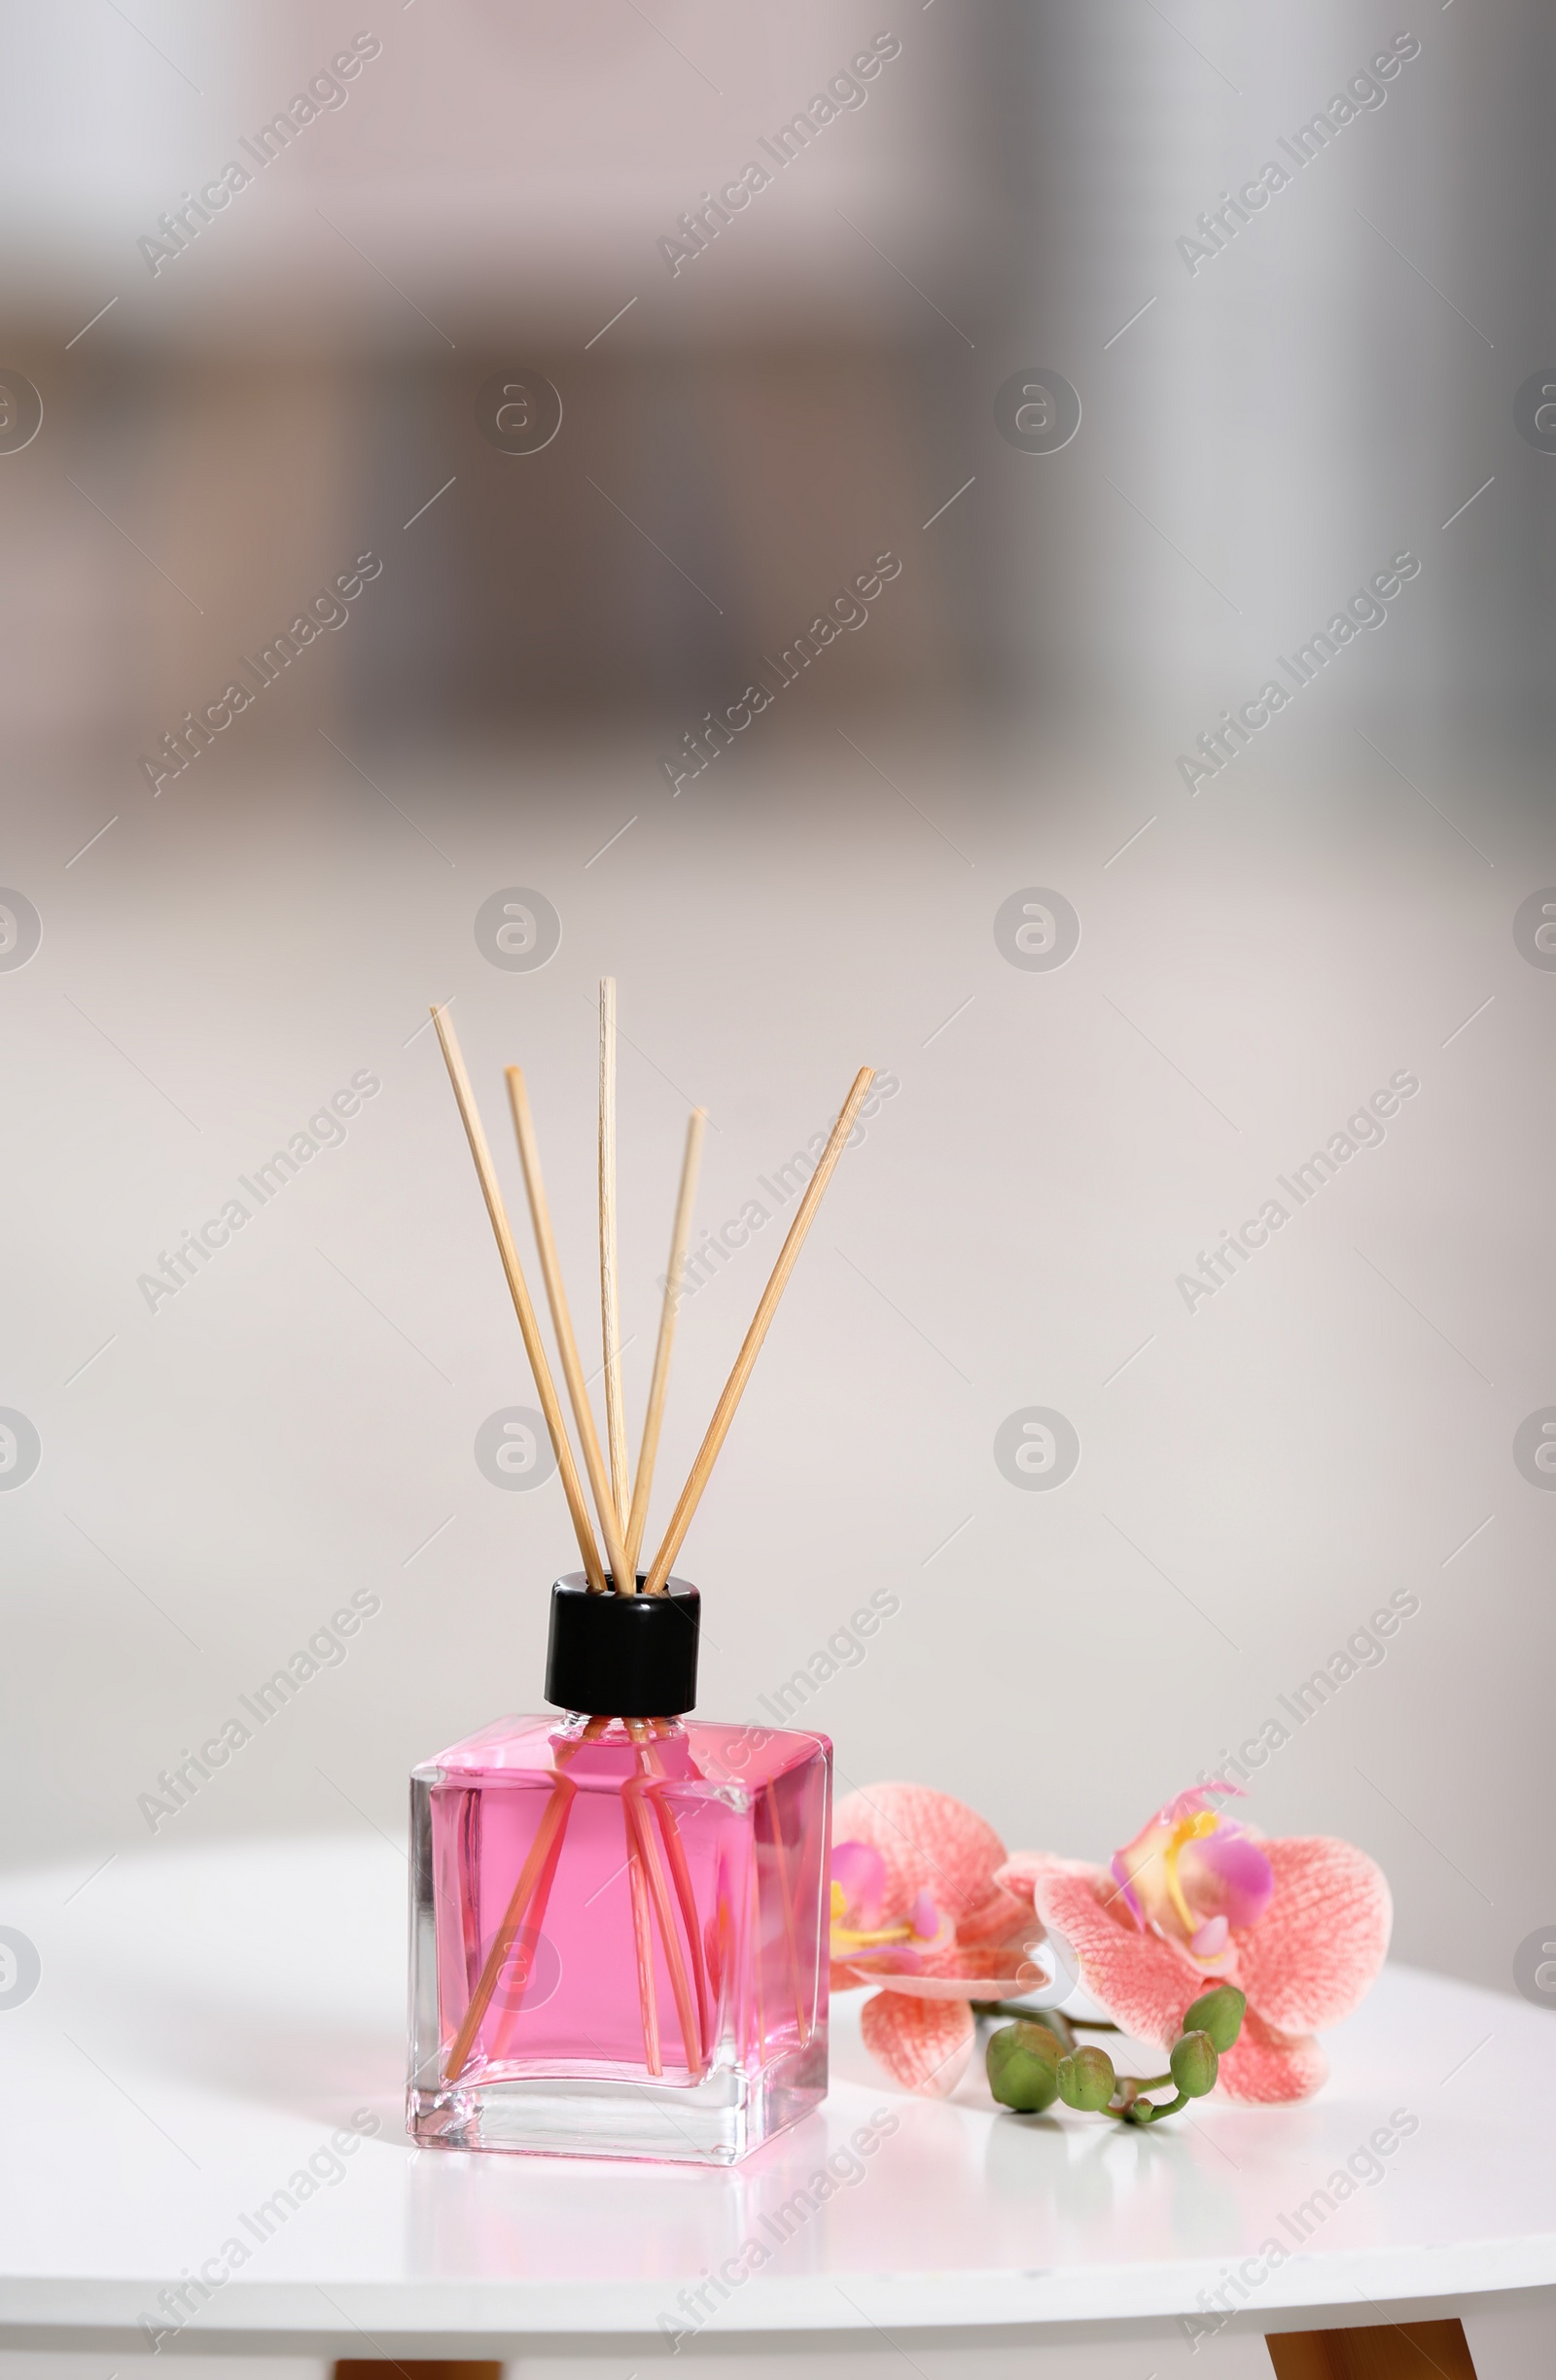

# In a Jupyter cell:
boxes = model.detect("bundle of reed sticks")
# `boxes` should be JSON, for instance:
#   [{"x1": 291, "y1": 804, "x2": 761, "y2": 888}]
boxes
[{"x1": 432, "y1": 985, "x2": 873, "y2": 1595}]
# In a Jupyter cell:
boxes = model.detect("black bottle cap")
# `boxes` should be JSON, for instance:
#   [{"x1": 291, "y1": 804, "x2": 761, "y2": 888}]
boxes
[{"x1": 544, "y1": 1572, "x2": 700, "y2": 1717}]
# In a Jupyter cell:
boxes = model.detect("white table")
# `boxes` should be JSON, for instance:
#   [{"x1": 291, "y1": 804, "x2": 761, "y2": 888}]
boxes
[{"x1": 1, "y1": 1836, "x2": 1551, "y2": 2376}]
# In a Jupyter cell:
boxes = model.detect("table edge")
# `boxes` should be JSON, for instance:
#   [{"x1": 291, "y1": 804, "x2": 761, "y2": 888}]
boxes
[{"x1": 3, "y1": 2241, "x2": 1554, "y2": 2349}]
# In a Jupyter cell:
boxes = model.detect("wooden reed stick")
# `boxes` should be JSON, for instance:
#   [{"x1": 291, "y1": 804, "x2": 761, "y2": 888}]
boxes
[
  {"x1": 650, "y1": 1792, "x2": 709, "y2": 2051},
  {"x1": 444, "y1": 1773, "x2": 577, "y2": 2082},
  {"x1": 764, "y1": 1781, "x2": 809, "y2": 2043},
  {"x1": 624, "y1": 1799, "x2": 662, "y2": 2076},
  {"x1": 624, "y1": 1109, "x2": 706, "y2": 1577},
  {"x1": 642, "y1": 1067, "x2": 875, "y2": 1594},
  {"x1": 748, "y1": 1852, "x2": 765, "y2": 2061},
  {"x1": 626, "y1": 1730, "x2": 702, "y2": 2077},
  {"x1": 598, "y1": 978, "x2": 632, "y2": 1550},
  {"x1": 639, "y1": 1730, "x2": 711, "y2": 2044},
  {"x1": 431, "y1": 1006, "x2": 605, "y2": 1594},
  {"x1": 506, "y1": 1067, "x2": 635, "y2": 1595}
]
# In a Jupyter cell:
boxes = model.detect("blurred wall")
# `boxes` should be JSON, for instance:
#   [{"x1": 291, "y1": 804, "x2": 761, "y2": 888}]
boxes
[{"x1": 0, "y1": 0, "x2": 1553, "y2": 2011}]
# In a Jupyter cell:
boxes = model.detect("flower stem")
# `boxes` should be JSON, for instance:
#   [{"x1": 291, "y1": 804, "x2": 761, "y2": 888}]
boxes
[
  {"x1": 972, "y1": 2002, "x2": 1081, "y2": 2059},
  {"x1": 970, "y1": 1999, "x2": 1112, "y2": 2041},
  {"x1": 1124, "y1": 2089, "x2": 1188, "y2": 2124},
  {"x1": 971, "y1": 2004, "x2": 1121, "y2": 2037}
]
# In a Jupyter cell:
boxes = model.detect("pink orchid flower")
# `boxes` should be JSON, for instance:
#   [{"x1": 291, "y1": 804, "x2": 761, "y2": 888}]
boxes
[
  {"x1": 831, "y1": 1782, "x2": 1055, "y2": 2097},
  {"x1": 998, "y1": 1781, "x2": 1393, "y2": 2103}
]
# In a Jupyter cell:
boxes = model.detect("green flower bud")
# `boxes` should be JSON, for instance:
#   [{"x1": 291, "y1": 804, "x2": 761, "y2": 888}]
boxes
[
  {"x1": 986, "y1": 2021, "x2": 1062, "y2": 2114},
  {"x1": 1055, "y1": 2043, "x2": 1116, "y2": 2111},
  {"x1": 1170, "y1": 2028, "x2": 1220, "y2": 2097},
  {"x1": 1182, "y1": 1984, "x2": 1246, "y2": 2052}
]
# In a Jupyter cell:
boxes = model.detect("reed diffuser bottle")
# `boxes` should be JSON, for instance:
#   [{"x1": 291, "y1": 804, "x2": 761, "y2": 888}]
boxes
[
  {"x1": 409, "y1": 986, "x2": 869, "y2": 2163},
  {"x1": 409, "y1": 1577, "x2": 831, "y2": 2163}
]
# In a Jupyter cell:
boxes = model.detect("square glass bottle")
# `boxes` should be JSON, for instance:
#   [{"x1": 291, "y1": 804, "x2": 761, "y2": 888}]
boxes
[{"x1": 408, "y1": 1574, "x2": 831, "y2": 2164}]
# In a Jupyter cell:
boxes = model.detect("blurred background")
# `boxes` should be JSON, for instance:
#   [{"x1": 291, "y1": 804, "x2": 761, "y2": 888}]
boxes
[{"x1": 2, "y1": 0, "x2": 1555, "y2": 2152}]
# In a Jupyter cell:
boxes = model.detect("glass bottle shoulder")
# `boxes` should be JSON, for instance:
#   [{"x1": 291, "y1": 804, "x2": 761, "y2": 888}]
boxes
[{"x1": 412, "y1": 1711, "x2": 830, "y2": 1799}]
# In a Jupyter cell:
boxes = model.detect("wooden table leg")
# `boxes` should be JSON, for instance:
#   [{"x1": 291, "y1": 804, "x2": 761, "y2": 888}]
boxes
[
  {"x1": 1267, "y1": 2317, "x2": 1478, "y2": 2380},
  {"x1": 335, "y1": 2364, "x2": 503, "y2": 2380}
]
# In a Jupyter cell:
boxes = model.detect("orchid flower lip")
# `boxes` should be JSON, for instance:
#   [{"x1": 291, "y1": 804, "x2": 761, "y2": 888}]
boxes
[
  {"x1": 1109, "y1": 1782, "x2": 1275, "y2": 1958},
  {"x1": 831, "y1": 1894, "x2": 949, "y2": 1960},
  {"x1": 831, "y1": 1917, "x2": 915, "y2": 1951},
  {"x1": 1158, "y1": 1779, "x2": 1246, "y2": 1824},
  {"x1": 831, "y1": 1838, "x2": 887, "y2": 1932},
  {"x1": 830, "y1": 1836, "x2": 966, "y2": 1967}
]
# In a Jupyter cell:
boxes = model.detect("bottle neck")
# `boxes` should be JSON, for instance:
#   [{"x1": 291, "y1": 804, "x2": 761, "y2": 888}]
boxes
[
  {"x1": 553, "y1": 1712, "x2": 696, "y2": 1782},
  {"x1": 563, "y1": 1712, "x2": 687, "y2": 1740}
]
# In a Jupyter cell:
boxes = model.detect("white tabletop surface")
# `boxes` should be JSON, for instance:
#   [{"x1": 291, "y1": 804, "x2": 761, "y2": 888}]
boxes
[{"x1": 1, "y1": 1834, "x2": 1552, "y2": 2356}]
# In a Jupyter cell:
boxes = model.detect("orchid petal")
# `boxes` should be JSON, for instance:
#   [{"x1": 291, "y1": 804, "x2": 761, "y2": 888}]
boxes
[
  {"x1": 856, "y1": 1970, "x2": 1032, "y2": 2002},
  {"x1": 992, "y1": 1851, "x2": 1051, "y2": 1906},
  {"x1": 1109, "y1": 1851, "x2": 1145, "y2": 1929},
  {"x1": 1229, "y1": 1837, "x2": 1392, "y2": 2034},
  {"x1": 842, "y1": 1941, "x2": 926, "y2": 1975},
  {"x1": 845, "y1": 1941, "x2": 1054, "y2": 2000},
  {"x1": 1035, "y1": 1861, "x2": 1203, "y2": 2048},
  {"x1": 1216, "y1": 2003, "x2": 1328, "y2": 2103},
  {"x1": 957, "y1": 1881, "x2": 1038, "y2": 1945},
  {"x1": 832, "y1": 1783, "x2": 1008, "y2": 1928},
  {"x1": 860, "y1": 1988, "x2": 974, "y2": 2096}
]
